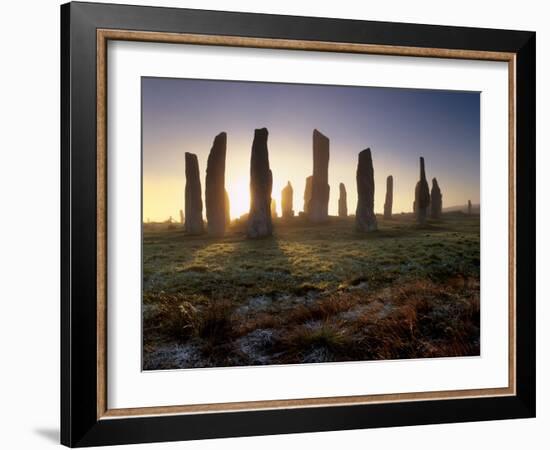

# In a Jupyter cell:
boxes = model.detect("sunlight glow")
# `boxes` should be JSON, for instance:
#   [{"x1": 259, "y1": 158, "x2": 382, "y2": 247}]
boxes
[
  {"x1": 227, "y1": 177, "x2": 250, "y2": 219},
  {"x1": 141, "y1": 79, "x2": 480, "y2": 223}
]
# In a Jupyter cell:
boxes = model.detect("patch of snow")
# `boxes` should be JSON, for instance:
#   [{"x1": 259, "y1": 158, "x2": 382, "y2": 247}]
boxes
[
  {"x1": 235, "y1": 293, "x2": 319, "y2": 316},
  {"x1": 337, "y1": 305, "x2": 370, "y2": 321},
  {"x1": 235, "y1": 328, "x2": 278, "y2": 364},
  {"x1": 348, "y1": 281, "x2": 369, "y2": 291},
  {"x1": 302, "y1": 347, "x2": 333, "y2": 363},
  {"x1": 303, "y1": 320, "x2": 323, "y2": 330},
  {"x1": 377, "y1": 302, "x2": 395, "y2": 319},
  {"x1": 235, "y1": 295, "x2": 273, "y2": 315},
  {"x1": 336, "y1": 300, "x2": 395, "y2": 322},
  {"x1": 144, "y1": 342, "x2": 203, "y2": 370}
]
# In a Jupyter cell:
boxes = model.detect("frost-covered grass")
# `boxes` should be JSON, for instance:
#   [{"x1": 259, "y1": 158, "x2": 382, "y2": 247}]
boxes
[{"x1": 142, "y1": 213, "x2": 480, "y2": 369}]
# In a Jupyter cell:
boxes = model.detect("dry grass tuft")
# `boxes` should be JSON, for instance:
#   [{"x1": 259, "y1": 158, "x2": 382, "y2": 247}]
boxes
[
  {"x1": 144, "y1": 292, "x2": 233, "y2": 344},
  {"x1": 275, "y1": 321, "x2": 352, "y2": 363},
  {"x1": 286, "y1": 295, "x2": 356, "y2": 324}
]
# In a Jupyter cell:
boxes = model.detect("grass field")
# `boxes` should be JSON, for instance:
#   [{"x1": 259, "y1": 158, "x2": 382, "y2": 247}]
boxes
[{"x1": 143, "y1": 213, "x2": 480, "y2": 370}]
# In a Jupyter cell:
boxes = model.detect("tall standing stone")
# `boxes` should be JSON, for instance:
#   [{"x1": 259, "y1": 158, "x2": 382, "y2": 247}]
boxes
[
  {"x1": 338, "y1": 183, "x2": 347, "y2": 217},
  {"x1": 309, "y1": 129, "x2": 330, "y2": 222},
  {"x1": 205, "y1": 133, "x2": 227, "y2": 237},
  {"x1": 179, "y1": 209, "x2": 184, "y2": 224},
  {"x1": 430, "y1": 178, "x2": 442, "y2": 219},
  {"x1": 468, "y1": 200, "x2": 472, "y2": 215},
  {"x1": 414, "y1": 157, "x2": 430, "y2": 224},
  {"x1": 355, "y1": 148, "x2": 378, "y2": 232},
  {"x1": 247, "y1": 128, "x2": 273, "y2": 238},
  {"x1": 281, "y1": 182, "x2": 294, "y2": 219},
  {"x1": 303, "y1": 175, "x2": 313, "y2": 214},
  {"x1": 271, "y1": 199, "x2": 278, "y2": 219},
  {"x1": 224, "y1": 189, "x2": 231, "y2": 227},
  {"x1": 184, "y1": 152, "x2": 204, "y2": 235},
  {"x1": 384, "y1": 175, "x2": 393, "y2": 219}
]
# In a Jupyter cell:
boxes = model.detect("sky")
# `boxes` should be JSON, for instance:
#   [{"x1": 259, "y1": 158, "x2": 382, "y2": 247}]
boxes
[{"x1": 142, "y1": 77, "x2": 480, "y2": 222}]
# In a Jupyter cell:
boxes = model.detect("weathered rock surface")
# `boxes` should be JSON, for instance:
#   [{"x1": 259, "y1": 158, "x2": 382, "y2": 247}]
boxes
[
  {"x1": 205, "y1": 133, "x2": 227, "y2": 236},
  {"x1": 338, "y1": 183, "x2": 347, "y2": 217},
  {"x1": 281, "y1": 181, "x2": 294, "y2": 219},
  {"x1": 414, "y1": 157, "x2": 430, "y2": 224},
  {"x1": 303, "y1": 175, "x2": 313, "y2": 214},
  {"x1": 184, "y1": 152, "x2": 204, "y2": 234},
  {"x1": 271, "y1": 199, "x2": 277, "y2": 219},
  {"x1": 430, "y1": 178, "x2": 442, "y2": 219},
  {"x1": 309, "y1": 129, "x2": 330, "y2": 222},
  {"x1": 247, "y1": 128, "x2": 273, "y2": 238},
  {"x1": 355, "y1": 148, "x2": 378, "y2": 232},
  {"x1": 384, "y1": 175, "x2": 393, "y2": 219}
]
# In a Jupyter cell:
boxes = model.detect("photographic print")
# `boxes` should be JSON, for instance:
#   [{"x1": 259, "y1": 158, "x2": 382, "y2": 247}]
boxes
[
  {"x1": 62, "y1": 6, "x2": 535, "y2": 444},
  {"x1": 142, "y1": 77, "x2": 481, "y2": 371}
]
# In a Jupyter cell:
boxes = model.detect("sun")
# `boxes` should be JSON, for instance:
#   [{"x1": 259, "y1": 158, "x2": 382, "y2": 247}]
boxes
[
  {"x1": 226, "y1": 174, "x2": 285, "y2": 220},
  {"x1": 227, "y1": 177, "x2": 250, "y2": 220}
]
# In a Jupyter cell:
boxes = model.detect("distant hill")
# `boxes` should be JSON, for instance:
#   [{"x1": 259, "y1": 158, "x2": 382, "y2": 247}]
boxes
[{"x1": 443, "y1": 203, "x2": 480, "y2": 214}]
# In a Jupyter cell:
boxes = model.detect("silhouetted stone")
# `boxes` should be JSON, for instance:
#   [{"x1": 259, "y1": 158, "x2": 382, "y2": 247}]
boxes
[
  {"x1": 179, "y1": 209, "x2": 184, "y2": 224},
  {"x1": 355, "y1": 148, "x2": 378, "y2": 232},
  {"x1": 224, "y1": 189, "x2": 231, "y2": 227},
  {"x1": 247, "y1": 128, "x2": 273, "y2": 238},
  {"x1": 414, "y1": 157, "x2": 430, "y2": 224},
  {"x1": 303, "y1": 175, "x2": 313, "y2": 214},
  {"x1": 205, "y1": 133, "x2": 227, "y2": 237},
  {"x1": 338, "y1": 183, "x2": 347, "y2": 217},
  {"x1": 430, "y1": 178, "x2": 442, "y2": 219},
  {"x1": 184, "y1": 152, "x2": 204, "y2": 235},
  {"x1": 468, "y1": 200, "x2": 472, "y2": 215},
  {"x1": 281, "y1": 181, "x2": 294, "y2": 219},
  {"x1": 309, "y1": 129, "x2": 330, "y2": 222},
  {"x1": 384, "y1": 175, "x2": 393, "y2": 220}
]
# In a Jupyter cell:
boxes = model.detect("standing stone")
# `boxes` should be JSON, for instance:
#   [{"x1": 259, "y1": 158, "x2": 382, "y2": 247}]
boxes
[
  {"x1": 303, "y1": 175, "x2": 313, "y2": 214},
  {"x1": 184, "y1": 152, "x2": 204, "y2": 235},
  {"x1": 338, "y1": 183, "x2": 347, "y2": 217},
  {"x1": 205, "y1": 132, "x2": 227, "y2": 237},
  {"x1": 430, "y1": 178, "x2": 442, "y2": 219},
  {"x1": 271, "y1": 199, "x2": 278, "y2": 219},
  {"x1": 468, "y1": 200, "x2": 472, "y2": 215},
  {"x1": 247, "y1": 128, "x2": 273, "y2": 238},
  {"x1": 414, "y1": 157, "x2": 430, "y2": 224},
  {"x1": 309, "y1": 129, "x2": 330, "y2": 222},
  {"x1": 179, "y1": 209, "x2": 184, "y2": 224},
  {"x1": 355, "y1": 148, "x2": 378, "y2": 232},
  {"x1": 384, "y1": 175, "x2": 393, "y2": 220},
  {"x1": 224, "y1": 189, "x2": 231, "y2": 227},
  {"x1": 281, "y1": 182, "x2": 294, "y2": 219}
]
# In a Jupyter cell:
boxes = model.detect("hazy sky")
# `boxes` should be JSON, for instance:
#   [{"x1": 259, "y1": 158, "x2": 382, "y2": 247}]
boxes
[{"x1": 142, "y1": 77, "x2": 480, "y2": 222}]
